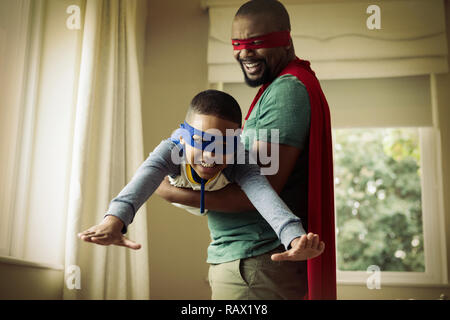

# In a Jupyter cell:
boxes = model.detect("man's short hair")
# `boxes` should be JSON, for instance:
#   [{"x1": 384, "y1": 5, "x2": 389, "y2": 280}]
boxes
[
  {"x1": 235, "y1": 0, "x2": 291, "y2": 31},
  {"x1": 187, "y1": 90, "x2": 242, "y2": 126}
]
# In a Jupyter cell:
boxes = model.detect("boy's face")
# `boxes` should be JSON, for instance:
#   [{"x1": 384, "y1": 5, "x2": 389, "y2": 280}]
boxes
[{"x1": 180, "y1": 113, "x2": 240, "y2": 180}]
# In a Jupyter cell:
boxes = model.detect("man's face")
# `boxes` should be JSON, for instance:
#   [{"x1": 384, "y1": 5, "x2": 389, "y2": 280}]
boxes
[
  {"x1": 232, "y1": 15, "x2": 290, "y2": 87},
  {"x1": 180, "y1": 113, "x2": 239, "y2": 180}
]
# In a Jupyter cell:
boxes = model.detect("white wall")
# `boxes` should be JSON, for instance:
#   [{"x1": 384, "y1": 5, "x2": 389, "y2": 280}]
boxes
[
  {"x1": 142, "y1": 0, "x2": 212, "y2": 300},
  {"x1": 0, "y1": 257, "x2": 63, "y2": 300}
]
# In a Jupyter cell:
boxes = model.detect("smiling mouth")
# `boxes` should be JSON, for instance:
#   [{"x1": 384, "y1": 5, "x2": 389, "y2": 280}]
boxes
[
  {"x1": 200, "y1": 161, "x2": 216, "y2": 168},
  {"x1": 241, "y1": 60, "x2": 263, "y2": 75}
]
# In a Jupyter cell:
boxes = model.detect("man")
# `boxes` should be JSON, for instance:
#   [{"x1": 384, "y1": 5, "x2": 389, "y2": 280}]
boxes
[{"x1": 156, "y1": 0, "x2": 336, "y2": 300}]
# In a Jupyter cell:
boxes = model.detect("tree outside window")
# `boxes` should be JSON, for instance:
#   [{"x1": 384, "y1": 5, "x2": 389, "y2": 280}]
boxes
[{"x1": 333, "y1": 128, "x2": 424, "y2": 272}]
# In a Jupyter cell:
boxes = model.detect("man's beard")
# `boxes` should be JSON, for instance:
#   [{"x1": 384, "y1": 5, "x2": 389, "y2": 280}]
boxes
[{"x1": 240, "y1": 60, "x2": 273, "y2": 87}]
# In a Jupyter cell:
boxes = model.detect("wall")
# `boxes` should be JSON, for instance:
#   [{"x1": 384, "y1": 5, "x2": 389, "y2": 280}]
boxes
[
  {"x1": 0, "y1": 258, "x2": 63, "y2": 300},
  {"x1": 433, "y1": 0, "x2": 450, "y2": 298},
  {"x1": 142, "y1": 0, "x2": 212, "y2": 299}
]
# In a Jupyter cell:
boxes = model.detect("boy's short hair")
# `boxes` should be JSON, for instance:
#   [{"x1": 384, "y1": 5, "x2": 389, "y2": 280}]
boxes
[{"x1": 187, "y1": 90, "x2": 242, "y2": 127}]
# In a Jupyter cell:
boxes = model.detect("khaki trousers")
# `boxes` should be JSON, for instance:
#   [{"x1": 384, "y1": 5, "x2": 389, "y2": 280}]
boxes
[{"x1": 208, "y1": 246, "x2": 307, "y2": 300}]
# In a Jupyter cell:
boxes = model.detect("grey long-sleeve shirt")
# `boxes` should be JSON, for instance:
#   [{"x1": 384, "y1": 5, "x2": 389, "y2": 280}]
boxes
[{"x1": 106, "y1": 139, "x2": 306, "y2": 250}]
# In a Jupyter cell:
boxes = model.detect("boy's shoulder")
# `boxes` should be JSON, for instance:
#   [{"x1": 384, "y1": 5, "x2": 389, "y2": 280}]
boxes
[
  {"x1": 146, "y1": 138, "x2": 182, "y2": 176},
  {"x1": 154, "y1": 138, "x2": 183, "y2": 157}
]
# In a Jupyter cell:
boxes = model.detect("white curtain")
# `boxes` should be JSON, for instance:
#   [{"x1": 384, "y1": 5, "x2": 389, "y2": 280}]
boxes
[{"x1": 64, "y1": 0, "x2": 150, "y2": 299}]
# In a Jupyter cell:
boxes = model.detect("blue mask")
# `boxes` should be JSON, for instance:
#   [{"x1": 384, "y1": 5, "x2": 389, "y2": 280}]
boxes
[
  {"x1": 172, "y1": 121, "x2": 240, "y2": 155},
  {"x1": 170, "y1": 121, "x2": 241, "y2": 213}
]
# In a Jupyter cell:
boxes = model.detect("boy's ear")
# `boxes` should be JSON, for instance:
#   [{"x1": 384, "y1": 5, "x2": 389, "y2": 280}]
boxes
[{"x1": 179, "y1": 136, "x2": 185, "y2": 145}]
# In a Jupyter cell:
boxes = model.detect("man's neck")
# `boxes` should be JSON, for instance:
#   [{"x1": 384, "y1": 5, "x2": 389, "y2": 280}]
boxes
[{"x1": 264, "y1": 55, "x2": 297, "y2": 87}]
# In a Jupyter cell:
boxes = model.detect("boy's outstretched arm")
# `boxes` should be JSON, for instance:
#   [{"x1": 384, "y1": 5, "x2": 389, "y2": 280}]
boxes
[
  {"x1": 78, "y1": 215, "x2": 141, "y2": 250},
  {"x1": 78, "y1": 139, "x2": 180, "y2": 248}
]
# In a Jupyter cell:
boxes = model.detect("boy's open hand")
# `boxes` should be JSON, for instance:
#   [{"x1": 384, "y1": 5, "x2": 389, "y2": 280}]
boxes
[
  {"x1": 78, "y1": 215, "x2": 141, "y2": 250},
  {"x1": 271, "y1": 233, "x2": 325, "y2": 262}
]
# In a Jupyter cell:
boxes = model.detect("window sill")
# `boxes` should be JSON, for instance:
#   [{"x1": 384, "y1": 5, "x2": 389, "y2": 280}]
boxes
[
  {"x1": 338, "y1": 270, "x2": 449, "y2": 288},
  {"x1": 0, "y1": 255, "x2": 64, "y2": 271},
  {"x1": 338, "y1": 280, "x2": 450, "y2": 289}
]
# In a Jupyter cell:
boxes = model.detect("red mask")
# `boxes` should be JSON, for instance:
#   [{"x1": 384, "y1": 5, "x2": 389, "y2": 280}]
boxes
[{"x1": 231, "y1": 30, "x2": 291, "y2": 51}]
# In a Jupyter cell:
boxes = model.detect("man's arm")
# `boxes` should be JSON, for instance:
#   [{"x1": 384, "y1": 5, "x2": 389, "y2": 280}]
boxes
[{"x1": 155, "y1": 142, "x2": 301, "y2": 212}]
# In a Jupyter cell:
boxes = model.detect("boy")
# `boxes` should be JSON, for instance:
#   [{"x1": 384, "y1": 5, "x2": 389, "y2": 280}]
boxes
[{"x1": 79, "y1": 90, "x2": 324, "y2": 261}]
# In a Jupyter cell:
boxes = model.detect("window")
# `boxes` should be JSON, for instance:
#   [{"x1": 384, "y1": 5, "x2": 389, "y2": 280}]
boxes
[
  {"x1": 335, "y1": 126, "x2": 447, "y2": 285},
  {"x1": 0, "y1": 0, "x2": 32, "y2": 257},
  {"x1": 334, "y1": 127, "x2": 424, "y2": 272},
  {"x1": 323, "y1": 75, "x2": 448, "y2": 286},
  {"x1": 0, "y1": 0, "x2": 81, "y2": 266}
]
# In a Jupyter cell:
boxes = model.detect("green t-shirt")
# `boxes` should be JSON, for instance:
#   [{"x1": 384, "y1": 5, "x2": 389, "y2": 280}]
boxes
[{"x1": 206, "y1": 74, "x2": 311, "y2": 264}]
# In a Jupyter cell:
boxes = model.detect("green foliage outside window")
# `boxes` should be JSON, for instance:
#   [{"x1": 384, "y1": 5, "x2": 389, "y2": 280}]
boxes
[{"x1": 333, "y1": 128, "x2": 424, "y2": 272}]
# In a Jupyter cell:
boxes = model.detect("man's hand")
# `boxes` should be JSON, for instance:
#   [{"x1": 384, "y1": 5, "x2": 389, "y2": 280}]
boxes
[
  {"x1": 271, "y1": 233, "x2": 325, "y2": 261},
  {"x1": 78, "y1": 215, "x2": 141, "y2": 250}
]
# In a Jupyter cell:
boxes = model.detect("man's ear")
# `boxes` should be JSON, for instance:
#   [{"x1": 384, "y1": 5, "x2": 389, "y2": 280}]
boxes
[{"x1": 179, "y1": 136, "x2": 185, "y2": 145}]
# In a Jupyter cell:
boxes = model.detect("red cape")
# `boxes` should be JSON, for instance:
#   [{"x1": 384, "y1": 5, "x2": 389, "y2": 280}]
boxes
[{"x1": 243, "y1": 58, "x2": 337, "y2": 300}]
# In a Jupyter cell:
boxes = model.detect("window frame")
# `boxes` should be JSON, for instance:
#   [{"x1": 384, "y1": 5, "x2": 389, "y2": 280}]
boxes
[{"x1": 335, "y1": 127, "x2": 448, "y2": 286}]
